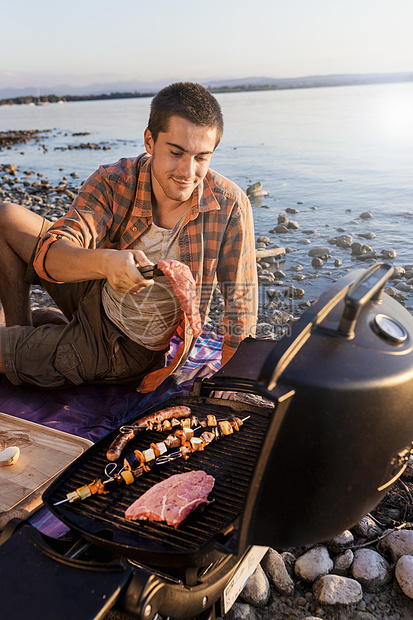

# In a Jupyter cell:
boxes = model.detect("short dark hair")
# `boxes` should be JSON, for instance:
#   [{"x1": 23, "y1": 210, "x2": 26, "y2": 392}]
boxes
[{"x1": 147, "y1": 82, "x2": 224, "y2": 147}]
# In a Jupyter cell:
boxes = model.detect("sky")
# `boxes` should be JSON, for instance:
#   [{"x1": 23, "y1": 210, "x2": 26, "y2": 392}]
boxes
[{"x1": 1, "y1": 0, "x2": 413, "y2": 93}]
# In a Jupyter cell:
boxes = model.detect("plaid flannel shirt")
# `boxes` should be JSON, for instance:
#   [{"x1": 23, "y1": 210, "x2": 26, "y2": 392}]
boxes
[{"x1": 34, "y1": 154, "x2": 258, "y2": 392}]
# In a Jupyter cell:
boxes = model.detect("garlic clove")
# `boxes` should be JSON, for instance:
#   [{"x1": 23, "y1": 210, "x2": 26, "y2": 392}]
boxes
[{"x1": 0, "y1": 446, "x2": 20, "y2": 466}]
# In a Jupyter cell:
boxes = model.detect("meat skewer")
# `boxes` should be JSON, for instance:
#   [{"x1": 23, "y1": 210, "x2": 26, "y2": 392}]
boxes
[
  {"x1": 55, "y1": 416, "x2": 248, "y2": 507},
  {"x1": 106, "y1": 405, "x2": 191, "y2": 461},
  {"x1": 53, "y1": 468, "x2": 130, "y2": 506}
]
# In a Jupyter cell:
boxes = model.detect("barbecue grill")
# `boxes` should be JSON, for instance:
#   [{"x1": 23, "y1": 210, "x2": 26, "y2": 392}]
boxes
[{"x1": 1, "y1": 262, "x2": 413, "y2": 620}]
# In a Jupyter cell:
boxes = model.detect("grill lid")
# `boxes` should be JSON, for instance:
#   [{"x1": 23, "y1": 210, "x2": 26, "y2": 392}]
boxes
[{"x1": 243, "y1": 264, "x2": 413, "y2": 547}]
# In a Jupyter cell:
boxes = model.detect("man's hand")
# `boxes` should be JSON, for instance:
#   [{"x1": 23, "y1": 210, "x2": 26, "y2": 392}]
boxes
[
  {"x1": 44, "y1": 240, "x2": 155, "y2": 294},
  {"x1": 105, "y1": 250, "x2": 155, "y2": 294}
]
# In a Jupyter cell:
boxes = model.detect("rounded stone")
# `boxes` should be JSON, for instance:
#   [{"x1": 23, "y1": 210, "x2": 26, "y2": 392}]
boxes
[
  {"x1": 312, "y1": 257, "x2": 324, "y2": 268},
  {"x1": 395, "y1": 555, "x2": 413, "y2": 599},
  {"x1": 313, "y1": 575, "x2": 362, "y2": 605},
  {"x1": 295, "y1": 547, "x2": 333, "y2": 582},
  {"x1": 350, "y1": 548, "x2": 391, "y2": 591}
]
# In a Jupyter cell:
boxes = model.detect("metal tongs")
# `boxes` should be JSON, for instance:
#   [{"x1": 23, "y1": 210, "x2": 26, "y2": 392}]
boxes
[{"x1": 138, "y1": 264, "x2": 164, "y2": 280}]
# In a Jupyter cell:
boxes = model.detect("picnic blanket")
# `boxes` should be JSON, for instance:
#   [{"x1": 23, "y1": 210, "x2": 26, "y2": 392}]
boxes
[{"x1": 0, "y1": 325, "x2": 223, "y2": 443}]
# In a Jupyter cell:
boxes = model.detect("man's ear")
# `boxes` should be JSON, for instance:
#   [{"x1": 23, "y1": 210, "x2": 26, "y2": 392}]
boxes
[{"x1": 144, "y1": 128, "x2": 154, "y2": 154}]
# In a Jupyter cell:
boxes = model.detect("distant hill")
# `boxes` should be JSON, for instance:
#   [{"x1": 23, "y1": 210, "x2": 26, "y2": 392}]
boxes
[
  {"x1": 1, "y1": 72, "x2": 412, "y2": 103},
  {"x1": 205, "y1": 72, "x2": 413, "y2": 90}
]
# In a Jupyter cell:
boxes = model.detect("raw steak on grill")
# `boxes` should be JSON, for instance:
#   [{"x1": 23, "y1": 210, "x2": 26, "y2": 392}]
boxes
[
  {"x1": 125, "y1": 470, "x2": 215, "y2": 528},
  {"x1": 157, "y1": 259, "x2": 202, "y2": 338}
]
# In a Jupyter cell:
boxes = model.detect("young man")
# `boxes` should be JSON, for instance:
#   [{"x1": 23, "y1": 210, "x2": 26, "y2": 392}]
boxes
[{"x1": 0, "y1": 82, "x2": 258, "y2": 391}]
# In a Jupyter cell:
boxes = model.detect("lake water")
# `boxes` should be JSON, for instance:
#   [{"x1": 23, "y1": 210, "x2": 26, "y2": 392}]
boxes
[{"x1": 1, "y1": 81, "x2": 413, "y2": 306}]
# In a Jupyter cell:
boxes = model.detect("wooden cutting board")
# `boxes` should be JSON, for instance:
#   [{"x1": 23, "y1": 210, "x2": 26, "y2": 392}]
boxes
[{"x1": 0, "y1": 412, "x2": 93, "y2": 528}]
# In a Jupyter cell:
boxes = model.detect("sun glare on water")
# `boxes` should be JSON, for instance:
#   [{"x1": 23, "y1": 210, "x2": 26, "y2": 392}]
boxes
[{"x1": 372, "y1": 90, "x2": 413, "y2": 145}]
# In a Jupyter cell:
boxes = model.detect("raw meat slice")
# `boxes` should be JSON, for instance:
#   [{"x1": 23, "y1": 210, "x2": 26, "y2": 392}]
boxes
[
  {"x1": 125, "y1": 470, "x2": 215, "y2": 528},
  {"x1": 157, "y1": 259, "x2": 202, "y2": 338}
]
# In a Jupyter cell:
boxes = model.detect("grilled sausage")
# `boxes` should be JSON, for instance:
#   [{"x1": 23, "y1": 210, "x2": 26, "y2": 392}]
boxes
[
  {"x1": 106, "y1": 428, "x2": 136, "y2": 461},
  {"x1": 141, "y1": 406, "x2": 191, "y2": 427},
  {"x1": 106, "y1": 405, "x2": 192, "y2": 461}
]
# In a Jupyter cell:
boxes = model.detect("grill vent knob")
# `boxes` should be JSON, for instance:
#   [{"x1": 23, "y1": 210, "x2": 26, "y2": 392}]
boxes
[{"x1": 373, "y1": 313, "x2": 407, "y2": 344}]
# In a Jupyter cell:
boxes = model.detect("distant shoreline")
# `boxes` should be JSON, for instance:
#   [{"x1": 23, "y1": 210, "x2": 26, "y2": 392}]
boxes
[{"x1": 1, "y1": 71, "x2": 412, "y2": 107}]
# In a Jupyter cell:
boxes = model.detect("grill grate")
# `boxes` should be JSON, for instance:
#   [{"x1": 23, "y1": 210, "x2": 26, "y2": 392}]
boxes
[{"x1": 44, "y1": 400, "x2": 270, "y2": 567}]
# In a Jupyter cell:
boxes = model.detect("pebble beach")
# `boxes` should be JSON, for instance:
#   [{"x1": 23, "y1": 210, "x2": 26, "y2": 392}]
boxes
[{"x1": 1, "y1": 129, "x2": 413, "y2": 620}]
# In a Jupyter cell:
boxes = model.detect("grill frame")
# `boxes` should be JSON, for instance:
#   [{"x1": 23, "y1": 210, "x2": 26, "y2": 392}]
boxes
[{"x1": 43, "y1": 395, "x2": 273, "y2": 569}]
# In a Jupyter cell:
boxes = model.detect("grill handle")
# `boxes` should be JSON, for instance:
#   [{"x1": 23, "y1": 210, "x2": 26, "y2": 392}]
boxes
[
  {"x1": 338, "y1": 262, "x2": 393, "y2": 336},
  {"x1": 192, "y1": 375, "x2": 257, "y2": 397},
  {"x1": 257, "y1": 262, "x2": 393, "y2": 391}
]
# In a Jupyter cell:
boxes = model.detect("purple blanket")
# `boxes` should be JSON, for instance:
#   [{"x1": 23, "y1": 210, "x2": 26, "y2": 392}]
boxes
[{"x1": 0, "y1": 325, "x2": 222, "y2": 442}]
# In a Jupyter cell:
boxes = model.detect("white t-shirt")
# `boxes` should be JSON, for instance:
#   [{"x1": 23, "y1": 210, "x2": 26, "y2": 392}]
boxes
[{"x1": 102, "y1": 214, "x2": 186, "y2": 350}]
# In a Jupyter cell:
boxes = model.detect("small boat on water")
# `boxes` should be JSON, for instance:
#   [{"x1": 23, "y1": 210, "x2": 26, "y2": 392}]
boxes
[{"x1": 35, "y1": 88, "x2": 49, "y2": 106}]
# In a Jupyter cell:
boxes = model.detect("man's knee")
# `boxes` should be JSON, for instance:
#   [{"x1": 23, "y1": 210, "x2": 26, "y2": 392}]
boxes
[
  {"x1": 0, "y1": 201, "x2": 20, "y2": 229},
  {"x1": 0, "y1": 202, "x2": 44, "y2": 263},
  {"x1": 0, "y1": 200, "x2": 22, "y2": 214},
  {"x1": 0, "y1": 201, "x2": 26, "y2": 239}
]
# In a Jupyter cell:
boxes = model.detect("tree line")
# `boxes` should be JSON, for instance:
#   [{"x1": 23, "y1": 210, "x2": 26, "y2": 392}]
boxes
[{"x1": 0, "y1": 91, "x2": 154, "y2": 106}]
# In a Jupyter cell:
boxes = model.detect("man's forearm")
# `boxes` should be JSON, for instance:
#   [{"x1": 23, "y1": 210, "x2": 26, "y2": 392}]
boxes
[{"x1": 44, "y1": 239, "x2": 110, "y2": 282}]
